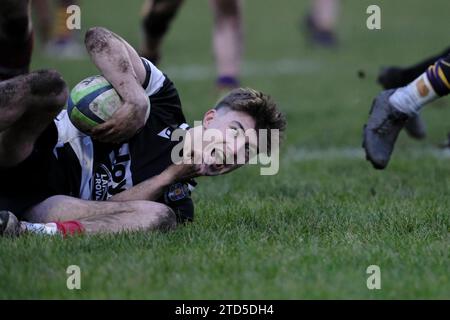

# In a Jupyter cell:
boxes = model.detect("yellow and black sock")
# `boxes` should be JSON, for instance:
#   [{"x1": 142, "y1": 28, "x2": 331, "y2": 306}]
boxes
[{"x1": 426, "y1": 54, "x2": 450, "y2": 97}]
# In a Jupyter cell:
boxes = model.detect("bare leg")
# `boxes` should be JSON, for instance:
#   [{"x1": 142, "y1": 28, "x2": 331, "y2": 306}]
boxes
[
  {"x1": 0, "y1": 70, "x2": 68, "y2": 167},
  {"x1": 80, "y1": 205, "x2": 176, "y2": 234},
  {"x1": 141, "y1": 0, "x2": 184, "y2": 64},
  {"x1": 305, "y1": 0, "x2": 339, "y2": 47},
  {"x1": 311, "y1": 0, "x2": 339, "y2": 32},
  {"x1": 23, "y1": 195, "x2": 176, "y2": 234},
  {"x1": 210, "y1": 0, "x2": 243, "y2": 89}
]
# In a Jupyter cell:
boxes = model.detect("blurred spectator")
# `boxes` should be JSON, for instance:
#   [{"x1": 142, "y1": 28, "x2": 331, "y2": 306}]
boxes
[
  {"x1": 33, "y1": 0, "x2": 85, "y2": 59},
  {"x1": 141, "y1": 0, "x2": 243, "y2": 92},
  {"x1": 305, "y1": 0, "x2": 340, "y2": 47}
]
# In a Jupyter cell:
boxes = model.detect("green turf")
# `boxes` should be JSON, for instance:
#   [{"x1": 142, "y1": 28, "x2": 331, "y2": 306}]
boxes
[{"x1": 1, "y1": 0, "x2": 449, "y2": 299}]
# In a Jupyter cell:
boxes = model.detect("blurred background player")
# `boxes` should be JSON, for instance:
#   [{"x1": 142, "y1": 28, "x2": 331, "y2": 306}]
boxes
[
  {"x1": 33, "y1": 0, "x2": 84, "y2": 58},
  {"x1": 140, "y1": 0, "x2": 182, "y2": 64},
  {"x1": 141, "y1": 0, "x2": 243, "y2": 92},
  {"x1": 0, "y1": 0, "x2": 69, "y2": 224},
  {"x1": 304, "y1": 0, "x2": 340, "y2": 48},
  {"x1": 378, "y1": 47, "x2": 450, "y2": 90},
  {"x1": 375, "y1": 47, "x2": 450, "y2": 141},
  {"x1": 0, "y1": 0, "x2": 33, "y2": 80},
  {"x1": 363, "y1": 53, "x2": 450, "y2": 169}
]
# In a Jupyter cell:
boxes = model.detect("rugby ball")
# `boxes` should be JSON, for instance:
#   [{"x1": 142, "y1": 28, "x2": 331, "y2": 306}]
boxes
[{"x1": 67, "y1": 75, "x2": 150, "y2": 134}]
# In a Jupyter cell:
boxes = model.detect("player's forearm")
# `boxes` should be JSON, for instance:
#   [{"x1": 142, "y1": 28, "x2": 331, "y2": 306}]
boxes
[
  {"x1": 108, "y1": 163, "x2": 200, "y2": 202},
  {"x1": 108, "y1": 172, "x2": 173, "y2": 202},
  {"x1": 84, "y1": 27, "x2": 148, "y2": 107}
]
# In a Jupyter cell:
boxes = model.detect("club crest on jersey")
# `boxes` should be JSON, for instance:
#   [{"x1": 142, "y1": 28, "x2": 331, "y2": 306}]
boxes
[{"x1": 166, "y1": 182, "x2": 189, "y2": 202}]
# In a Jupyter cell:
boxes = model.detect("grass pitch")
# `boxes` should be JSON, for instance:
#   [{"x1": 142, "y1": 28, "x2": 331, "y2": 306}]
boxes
[{"x1": 0, "y1": 0, "x2": 449, "y2": 299}]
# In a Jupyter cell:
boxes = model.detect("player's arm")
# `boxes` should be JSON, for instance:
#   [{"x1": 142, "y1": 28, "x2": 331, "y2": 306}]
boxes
[
  {"x1": 108, "y1": 163, "x2": 202, "y2": 202},
  {"x1": 84, "y1": 26, "x2": 149, "y2": 143}
]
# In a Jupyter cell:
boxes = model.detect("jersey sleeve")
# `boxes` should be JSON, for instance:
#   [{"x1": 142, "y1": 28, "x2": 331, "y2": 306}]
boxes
[
  {"x1": 159, "y1": 180, "x2": 196, "y2": 223},
  {"x1": 140, "y1": 57, "x2": 166, "y2": 96},
  {"x1": 138, "y1": 57, "x2": 188, "y2": 131}
]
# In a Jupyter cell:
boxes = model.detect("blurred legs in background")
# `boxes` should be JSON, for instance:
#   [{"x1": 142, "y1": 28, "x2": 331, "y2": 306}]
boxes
[
  {"x1": 141, "y1": 0, "x2": 184, "y2": 65},
  {"x1": 305, "y1": 0, "x2": 340, "y2": 47},
  {"x1": 32, "y1": 0, "x2": 52, "y2": 44},
  {"x1": 141, "y1": 0, "x2": 243, "y2": 92},
  {"x1": 33, "y1": 0, "x2": 85, "y2": 59},
  {"x1": 210, "y1": 0, "x2": 243, "y2": 91}
]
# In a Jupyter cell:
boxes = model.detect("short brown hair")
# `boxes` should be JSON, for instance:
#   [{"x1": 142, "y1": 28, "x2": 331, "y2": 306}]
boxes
[{"x1": 215, "y1": 88, "x2": 287, "y2": 153}]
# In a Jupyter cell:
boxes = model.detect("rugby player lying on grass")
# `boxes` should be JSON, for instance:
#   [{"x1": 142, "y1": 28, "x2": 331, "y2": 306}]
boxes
[{"x1": 0, "y1": 27, "x2": 286, "y2": 237}]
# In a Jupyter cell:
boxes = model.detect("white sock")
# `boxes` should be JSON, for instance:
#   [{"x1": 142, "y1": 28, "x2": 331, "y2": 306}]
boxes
[
  {"x1": 20, "y1": 221, "x2": 59, "y2": 235},
  {"x1": 389, "y1": 73, "x2": 438, "y2": 116}
]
